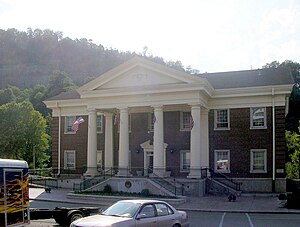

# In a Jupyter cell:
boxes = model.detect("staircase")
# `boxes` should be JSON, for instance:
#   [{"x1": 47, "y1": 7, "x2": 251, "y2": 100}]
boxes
[
  {"x1": 146, "y1": 170, "x2": 183, "y2": 196},
  {"x1": 205, "y1": 168, "x2": 242, "y2": 196},
  {"x1": 73, "y1": 168, "x2": 115, "y2": 191}
]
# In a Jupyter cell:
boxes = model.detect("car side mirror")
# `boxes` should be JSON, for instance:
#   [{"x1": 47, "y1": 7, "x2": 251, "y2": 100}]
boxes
[{"x1": 136, "y1": 213, "x2": 146, "y2": 220}]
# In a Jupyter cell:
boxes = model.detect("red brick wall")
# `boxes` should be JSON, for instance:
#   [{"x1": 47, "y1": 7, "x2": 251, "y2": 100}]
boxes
[
  {"x1": 208, "y1": 107, "x2": 286, "y2": 178},
  {"x1": 52, "y1": 107, "x2": 286, "y2": 178}
]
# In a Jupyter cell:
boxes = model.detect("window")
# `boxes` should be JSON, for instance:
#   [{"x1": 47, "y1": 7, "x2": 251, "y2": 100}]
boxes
[
  {"x1": 148, "y1": 112, "x2": 155, "y2": 131},
  {"x1": 64, "y1": 150, "x2": 75, "y2": 169},
  {"x1": 214, "y1": 150, "x2": 230, "y2": 172},
  {"x1": 139, "y1": 205, "x2": 155, "y2": 218},
  {"x1": 251, "y1": 107, "x2": 266, "y2": 128},
  {"x1": 180, "y1": 112, "x2": 192, "y2": 131},
  {"x1": 154, "y1": 203, "x2": 174, "y2": 216},
  {"x1": 214, "y1": 109, "x2": 230, "y2": 130},
  {"x1": 97, "y1": 150, "x2": 102, "y2": 167},
  {"x1": 96, "y1": 115, "x2": 103, "y2": 133},
  {"x1": 65, "y1": 116, "x2": 76, "y2": 133},
  {"x1": 250, "y1": 149, "x2": 267, "y2": 173},
  {"x1": 180, "y1": 150, "x2": 190, "y2": 172}
]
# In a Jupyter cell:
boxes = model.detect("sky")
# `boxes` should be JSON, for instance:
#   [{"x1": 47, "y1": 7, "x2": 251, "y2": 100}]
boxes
[{"x1": 1, "y1": 0, "x2": 300, "y2": 73}]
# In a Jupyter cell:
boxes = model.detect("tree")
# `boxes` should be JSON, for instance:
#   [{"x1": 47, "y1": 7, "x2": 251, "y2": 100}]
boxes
[
  {"x1": 262, "y1": 61, "x2": 280, "y2": 69},
  {"x1": 44, "y1": 70, "x2": 76, "y2": 99},
  {"x1": 0, "y1": 101, "x2": 49, "y2": 168},
  {"x1": 286, "y1": 123, "x2": 300, "y2": 179},
  {"x1": 263, "y1": 60, "x2": 300, "y2": 132}
]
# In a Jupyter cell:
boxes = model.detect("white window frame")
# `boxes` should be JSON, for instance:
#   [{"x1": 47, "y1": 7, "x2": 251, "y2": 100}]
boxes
[
  {"x1": 64, "y1": 150, "x2": 75, "y2": 169},
  {"x1": 96, "y1": 115, "x2": 103, "y2": 134},
  {"x1": 214, "y1": 109, "x2": 230, "y2": 130},
  {"x1": 250, "y1": 107, "x2": 267, "y2": 129},
  {"x1": 250, "y1": 149, "x2": 267, "y2": 173},
  {"x1": 214, "y1": 150, "x2": 230, "y2": 173},
  {"x1": 180, "y1": 112, "x2": 192, "y2": 131},
  {"x1": 180, "y1": 150, "x2": 190, "y2": 172},
  {"x1": 64, "y1": 116, "x2": 76, "y2": 134}
]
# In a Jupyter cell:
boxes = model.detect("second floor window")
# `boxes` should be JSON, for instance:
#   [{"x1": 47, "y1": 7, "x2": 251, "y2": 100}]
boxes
[
  {"x1": 65, "y1": 116, "x2": 76, "y2": 133},
  {"x1": 214, "y1": 109, "x2": 230, "y2": 130},
  {"x1": 251, "y1": 107, "x2": 266, "y2": 128},
  {"x1": 180, "y1": 112, "x2": 192, "y2": 131},
  {"x1": 96, "y1": 115, "x2": 103, "y2": 133}
]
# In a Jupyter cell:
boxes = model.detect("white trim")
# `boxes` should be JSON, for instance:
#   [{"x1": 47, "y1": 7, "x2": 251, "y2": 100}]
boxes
[
  {"x1": 250, "y1": 149, "x2": 267, "y2": 173},
  {"x1": 64, "y1": 150, "x2": 76, "y2": 169},
  {"x1": 214, "y1": 150, "x2": 230, "y2": 173}
]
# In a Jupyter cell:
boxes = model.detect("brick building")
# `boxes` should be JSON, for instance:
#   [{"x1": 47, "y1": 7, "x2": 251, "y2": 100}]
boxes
[{"x1": 44, "y1": 56, "x2": 294, "y2": 192}]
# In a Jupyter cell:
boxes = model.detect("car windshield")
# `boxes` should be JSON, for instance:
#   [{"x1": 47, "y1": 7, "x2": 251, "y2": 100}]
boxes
[{"x1": 102, "y1": 202, "x2": 141, "y2": 218}]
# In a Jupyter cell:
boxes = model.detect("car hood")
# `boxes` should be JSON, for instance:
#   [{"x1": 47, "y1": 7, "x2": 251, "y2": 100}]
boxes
[{"x1": 71, "y1": 214, "x2": 132, "y2": 227}]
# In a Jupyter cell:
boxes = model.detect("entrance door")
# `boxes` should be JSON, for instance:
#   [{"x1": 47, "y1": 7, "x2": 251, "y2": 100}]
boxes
[
  {"x1": 147, "y1": 152, "x2": 153, "y2": 173},
  {"x1": 4, "y1": 169, "x2": 28, "y2": 227},
  {"x1": 144, "y1": 151, "x2": 153, "y2": 176}
]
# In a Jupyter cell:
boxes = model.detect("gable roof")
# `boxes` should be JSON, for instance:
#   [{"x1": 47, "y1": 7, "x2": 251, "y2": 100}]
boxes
[
  {"x1": 45, "y1": 89, "x2": 80, "y2": 101},
  {"x1": 200, "y1": 68, "x2": 294, "y2": 89},
  {"x1": 44, "y1": 57, "x2": 295, "y2": 102}
]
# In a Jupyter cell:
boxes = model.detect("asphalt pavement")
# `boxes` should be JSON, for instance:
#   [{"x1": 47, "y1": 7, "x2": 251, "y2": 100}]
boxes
[{"x1": 29, "y1": 187, "x2": 300, "y2": 214}]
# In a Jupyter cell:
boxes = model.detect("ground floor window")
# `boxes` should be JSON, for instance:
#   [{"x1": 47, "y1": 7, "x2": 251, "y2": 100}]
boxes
[
  {"x1": 250, "y1": 149, "x2": 267, "y2": 173},
  {"x1": 64, "y1": 150, "x2": 75, "y2": 169},
  {"x1": 97, "y1": 150, "x2": 103, "y2": 168},
  {"x1": 214, "y1": 150, "x2": 230, "y2": 172},
  {"x1": 180, "y1": 150, "x2": 190, "y2": 172}
]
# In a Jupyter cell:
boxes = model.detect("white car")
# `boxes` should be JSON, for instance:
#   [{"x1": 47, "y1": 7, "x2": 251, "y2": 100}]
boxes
[{"x1": 70, "y1": 199, "x2": 189, "y2": 227}]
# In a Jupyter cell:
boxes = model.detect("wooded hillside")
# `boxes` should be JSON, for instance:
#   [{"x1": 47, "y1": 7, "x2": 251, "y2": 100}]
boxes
[{"x1": 0, "y1": 28, "x2": 192, "y2": 89}]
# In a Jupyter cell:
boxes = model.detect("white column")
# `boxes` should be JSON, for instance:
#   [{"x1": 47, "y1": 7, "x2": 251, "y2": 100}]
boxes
[
  {"x1": 104, "y1": 112, "x2": 113, "y2": 170},
  {"x1": 85, "y1": 109, "x2": 98, "y2": 176},
  {"x1": 118, "y1": 108, "x2": 130, "y2": 176},
  {"x1": 188, "y1": 105, "x2": 202, "y2": 178},
  {"x1": 200, "y1": 108, "x2": 209, "y2": 170},
  {"x1": 153, "y1": 106, "x2": 165, "y2": 177}
]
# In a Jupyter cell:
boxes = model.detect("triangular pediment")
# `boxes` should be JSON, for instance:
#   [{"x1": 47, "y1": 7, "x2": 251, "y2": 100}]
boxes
[
  {"x1": 100, "y1": 66, "x2": 182, "y2": 89},
  {"x1": 78, "y1": 56, "x2": 203, "y2": 94}
]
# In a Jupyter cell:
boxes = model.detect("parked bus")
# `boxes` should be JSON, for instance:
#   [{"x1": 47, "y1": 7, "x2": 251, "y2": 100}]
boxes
[{"x1": 0, "y1": 159, "x2": 29, "y2": 227}]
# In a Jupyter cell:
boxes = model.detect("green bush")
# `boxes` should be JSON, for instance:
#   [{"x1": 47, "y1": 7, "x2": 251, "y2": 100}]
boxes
[
  {"x1": 103, "y1": 184, "x2": 112, "y2": 194},
  {"x1": 141, "y1": 189, "x2": 150, "y2": 196}
]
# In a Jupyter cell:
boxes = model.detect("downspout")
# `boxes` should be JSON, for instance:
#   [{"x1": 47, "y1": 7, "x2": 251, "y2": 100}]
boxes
[
  {"x1": 272, "y1": 88, "x2": 276, "y2": 192},
  {"x1": 57, "y1": 102, "x2": 61, "y2": 177}
]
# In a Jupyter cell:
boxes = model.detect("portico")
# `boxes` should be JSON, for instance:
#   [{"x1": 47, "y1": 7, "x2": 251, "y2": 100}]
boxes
[
  {"x1": 46, "y1": 56, "x2": 213, "y2": 179},
  {"x1": 84, "y1": 104, "x2": 209, "y2": 179}
]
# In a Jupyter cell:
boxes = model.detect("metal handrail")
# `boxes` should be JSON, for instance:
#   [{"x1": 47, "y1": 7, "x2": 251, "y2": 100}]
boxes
[
  {"x1": 205, "y1": 168, "x2": 242, "y2": 191},
  {"x1": 146, "y1": 168, "x2": 179, "y2": 196}
]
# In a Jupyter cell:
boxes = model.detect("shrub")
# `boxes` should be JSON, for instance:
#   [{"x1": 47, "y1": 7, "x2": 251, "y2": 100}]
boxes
[
  {"x1": 141, "y1": 189, "x2": 150, "y2": 196},
  {"x1": 103, "y1": 184, "x2": 112, "y2": 194}
]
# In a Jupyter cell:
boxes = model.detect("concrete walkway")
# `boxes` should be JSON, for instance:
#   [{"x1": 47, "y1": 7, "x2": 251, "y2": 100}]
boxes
[{"x1": 29, "y1": 188, "x2": 300, "y2": 214}]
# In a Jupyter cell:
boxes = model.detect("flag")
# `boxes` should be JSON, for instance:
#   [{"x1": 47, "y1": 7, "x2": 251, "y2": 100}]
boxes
[
  {"x1": 114, "y1": 114, "x2": 120, "y2": 125},
  {"x1": 72, "y1": 117, "x2": 85, "y2": 132},
  {"x1": 152, "y1": 113, "x2": 156, "y2": 124},
  {"x1": 190, "y1": 115, "x2": 194, "y2": 130}
]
